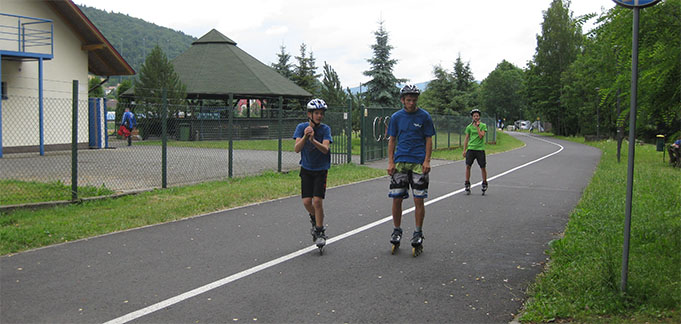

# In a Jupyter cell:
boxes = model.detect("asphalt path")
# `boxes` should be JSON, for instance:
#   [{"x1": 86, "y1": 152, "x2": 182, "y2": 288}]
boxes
[{"x1": 0, "y1": 133, "x2": 601, "y2": 323}]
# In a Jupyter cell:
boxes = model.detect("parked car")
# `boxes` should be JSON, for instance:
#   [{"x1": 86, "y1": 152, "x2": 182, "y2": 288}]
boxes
[{"x1": 515, "y1": 120, "x2": 531, "y2": 130}]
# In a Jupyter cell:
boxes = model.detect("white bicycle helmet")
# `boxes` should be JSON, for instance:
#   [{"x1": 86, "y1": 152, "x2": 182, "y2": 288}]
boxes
[
  {"x1": 306, "y1": 98, "x2": 328, "y2": 110},
  {"x1": 400, "y1": 84, "x2": 421, "y2": 97}
]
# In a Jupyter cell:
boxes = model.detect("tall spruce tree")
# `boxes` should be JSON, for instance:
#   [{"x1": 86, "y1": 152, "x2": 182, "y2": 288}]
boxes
[
  {"x1": 134, "y1": 45, "x2": 186, "y2": 117},
  {"x1": 271, "y1": 45, "x2": 293, "y2": 80},
  {"x1": 293, "y1": 43, "x2": 321, "y2": 96},
  {"x1": 452, "y1": 55, "x2": 475, "y2": 93},
  {"x1": 363, "y1": 21, "x2": 405, "y2": 107},
  {"x1": 320, "y1": 62, "x2": 347, "y2": 107},
  {"x1": 450, "y1": 54, "x2": 477, "y2": 113}
]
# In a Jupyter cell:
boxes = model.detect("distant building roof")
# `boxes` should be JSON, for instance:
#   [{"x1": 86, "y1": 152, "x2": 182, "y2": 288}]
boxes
[
  {"x1": 171, "y1": 29, "x2": 311, "y2": 99},
  {"x1": 46, "y1": 0, "x2": 134, "y2": 76}
]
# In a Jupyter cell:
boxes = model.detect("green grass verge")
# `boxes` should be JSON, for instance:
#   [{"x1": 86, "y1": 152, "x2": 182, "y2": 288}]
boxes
[
  {"x1": 0, "y1": 180, "x2": 115, "y2": 205},
  {"x1": 520, "y1": 137, "x2": 681, "y2": 323},
  {"x1": 0, "y1": 163, "x2": 384, "y2": 255}
]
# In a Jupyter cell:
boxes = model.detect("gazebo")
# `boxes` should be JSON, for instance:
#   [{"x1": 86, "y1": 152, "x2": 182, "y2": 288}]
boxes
[
  {"x1": 172, "y1": 28, "x2": 311, "y2": 104},
  {"x1": 125, "y1": 29, "x2": 312, "y2": 140},
  {"x1": 169, "y1": 29, "x2": 312, "y2": 140}
]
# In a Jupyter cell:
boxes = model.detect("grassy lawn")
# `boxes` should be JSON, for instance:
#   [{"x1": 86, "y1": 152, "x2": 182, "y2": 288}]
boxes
[
  {"x1": 519, "y1": 137, "x2": 680, "y2": 323},
  {"x1": 433, "y1": 131, "x2": 463, "y2": 149},
  {"x1": 0, "y1": 164, "x2": 384, "y2": 255},
  {"x1": 0, "y1": 180, "x2": 115, "y2": 205}
]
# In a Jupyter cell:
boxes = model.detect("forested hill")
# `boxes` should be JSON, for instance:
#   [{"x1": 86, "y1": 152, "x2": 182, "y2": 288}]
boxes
[{"x1": 78, "y1": 5, "x2": 196, "y2": 78}]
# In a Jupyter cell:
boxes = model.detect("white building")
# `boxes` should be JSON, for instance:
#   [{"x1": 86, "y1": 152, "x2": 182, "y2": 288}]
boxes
[{"x1": 0, "y1": 0, "x2": 133, "y2": 156}]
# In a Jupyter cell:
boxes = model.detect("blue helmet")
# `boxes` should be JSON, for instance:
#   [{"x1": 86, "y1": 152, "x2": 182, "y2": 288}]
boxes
[{"x1": 306, "y1": 98, "x2": 328, "y2": 111}]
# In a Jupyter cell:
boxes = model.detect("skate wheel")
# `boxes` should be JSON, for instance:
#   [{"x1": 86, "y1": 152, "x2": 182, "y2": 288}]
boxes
[
  {"x1": 391, "y1": 244, "x2": 399, "y2": 255},
  {"x1": 412, "y1": 246, "x2": 422, "y2": 257}
]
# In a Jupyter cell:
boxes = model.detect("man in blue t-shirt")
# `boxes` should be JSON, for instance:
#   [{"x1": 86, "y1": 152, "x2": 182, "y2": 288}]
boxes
[
  {"x1": 293, "y1": 98, "x2": 333, "y2": 251},
  {"x1": 386, "y1": 85, "x2": 435, "y2": 256}
]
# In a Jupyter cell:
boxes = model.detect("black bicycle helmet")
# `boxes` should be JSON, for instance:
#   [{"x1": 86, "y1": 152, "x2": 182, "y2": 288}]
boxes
[
  {"x1": 470, "y1": 109, "x2": 481, "y2": 116},
  {"x1": 400, "y1": 84, "x2": 421, "y2": 98}
]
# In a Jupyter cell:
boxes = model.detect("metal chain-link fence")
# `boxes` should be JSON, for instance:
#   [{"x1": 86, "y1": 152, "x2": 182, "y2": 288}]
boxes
[
  {"x1": 1, "y1": 86, "x2": 494, "y2": 206},
  {"x1": 360, "y1": 106, "x2": 497, "y2": 163},
  {"x1": 0, "y1": 90, "x2": 354, "y2": 205}
]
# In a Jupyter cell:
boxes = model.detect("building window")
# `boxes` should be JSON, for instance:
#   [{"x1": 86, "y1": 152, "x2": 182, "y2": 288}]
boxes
[{"x1": 1, "y1": 82, "x2": 7, "y2": 100}]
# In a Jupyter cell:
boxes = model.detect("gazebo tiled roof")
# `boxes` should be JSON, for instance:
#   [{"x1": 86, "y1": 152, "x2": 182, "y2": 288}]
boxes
[{"x1": 171, "y1": 29, "x2": 311, "y2": 99}]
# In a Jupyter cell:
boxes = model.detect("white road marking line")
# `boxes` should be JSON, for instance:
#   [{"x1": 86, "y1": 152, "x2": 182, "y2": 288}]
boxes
[{"x1": 104, "y1": 135, "x2": 563, "y2": 324}]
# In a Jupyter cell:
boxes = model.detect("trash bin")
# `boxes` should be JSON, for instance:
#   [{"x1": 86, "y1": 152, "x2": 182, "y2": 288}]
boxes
[
  {"x1": 656, "y1": 134, "x2": 665, "y2": 152},
  {"x1": 180, "y1": 123, "x2": 190, "y2": 141}
]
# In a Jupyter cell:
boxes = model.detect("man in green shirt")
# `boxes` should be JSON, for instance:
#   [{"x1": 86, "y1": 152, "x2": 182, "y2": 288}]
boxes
[{"x1": 462, "y1": 109, "x2": 488, "y2": 194}]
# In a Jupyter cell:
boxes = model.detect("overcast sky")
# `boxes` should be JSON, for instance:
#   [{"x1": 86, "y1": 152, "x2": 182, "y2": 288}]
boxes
[{"x1": 76, "y1": 0, "x2": 616, "y2": 87}]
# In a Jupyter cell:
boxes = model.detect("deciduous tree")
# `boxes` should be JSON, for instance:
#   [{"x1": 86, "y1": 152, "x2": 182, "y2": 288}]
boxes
[
  {"x1": 480, "y1": 60, "x2": 525, "y2": 123},
  {"x1": 526, "y1": 0, "x2": 583, "y2": 135}
]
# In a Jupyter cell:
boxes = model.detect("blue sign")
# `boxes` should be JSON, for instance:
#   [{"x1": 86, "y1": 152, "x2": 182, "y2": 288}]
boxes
[{"x1": 612, "y1": 0, "x2": 662, "y2": 8}]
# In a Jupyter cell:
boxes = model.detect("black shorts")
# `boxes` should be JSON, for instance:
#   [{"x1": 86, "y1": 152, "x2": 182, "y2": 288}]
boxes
[
  {"x1": 465, "y1": 150, "x2": 486, "y2": 168},
  {"x1": 300, "y1": 167, "x2": 328, "y2": 199}
]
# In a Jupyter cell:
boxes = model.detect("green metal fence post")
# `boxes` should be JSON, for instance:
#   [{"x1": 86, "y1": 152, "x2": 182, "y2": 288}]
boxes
[
  {"x1": 71, "y1": 80, "x2": 78, "y2": 201},
  {"x1": 228, "y1": 93, "x2": 233, "y2": 178},
  {"x1": 162, "y1": 88, "x2": 168, "y2": 188},
  {"x1": 360, "y1": 105, "x2": 365, "y2": 164},
  {"x1": 278, "y1": 96, "x2": 283, "y2": 172},
  {"x1": 434, "y1": 129, "x2": 438, "y2": 150},
  {"x1": 347, "y1": 98, "x2": 352, "y2": 163},
  {"x1": 447, "y1": 116, "x2": 451, "y2": 148}
]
